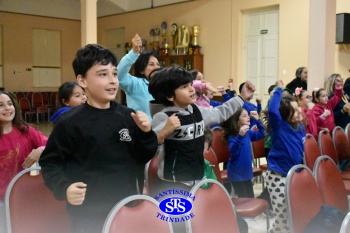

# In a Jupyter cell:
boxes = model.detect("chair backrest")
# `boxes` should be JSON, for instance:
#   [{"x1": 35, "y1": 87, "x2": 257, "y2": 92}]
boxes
[
  {"x1": 346, "y1": 123, "x2": 350, "y2": 142},
  {"x1": 26, "y1": 92, "x2": 33, "y2": 101},
  {"x1": 186, "y1": 179, "x2": 239, "y2": 233},
  {"x1": 102, "y1": 194, "x2": 173, "y2": 233},
  {"x1": 50, "y1": 91, "x2": 58, "y2": 109},
  {"x1": 332, "y1": 126, "x2": 350, "y2": 161},
  {"x1": 318, "y1": 129, "x2": 338, "y2": 165},
  {"x1": 304, "y1": 133, "x2": 321, "y2": 171},
  {"x1": 251, "y1": 137, "x2": 265, "y2": 159},
  {"x1": 211, "y1": 127, "x2": 231, "y2": 163},
  {"x1": 15, "y1": 92, "x2": 25, "y2": 100},
  {"x1": 313, "y1": 155, "x2": 349, "y2": 212},
  {"x1": 340, "y1": 211, "x2": 350, "y2": 233},
  {"x1": 204, "y1": 148, "x2": 223, "y2": 183},
  {"x1": 31, "y1": 92, "x2": 44, "y2": 109},
  {"x1": 285, "y1": 164, "x2": 323, "y2": 233},
  {"x1": 5, "y1": 167, "x2": 69, "y2": 233},
  {"x1": 145, "y1": 156, "x2": 162, "y2": 197},
  {"x1": 41, "y1": 92, "x2": 50, "y2": 105},
  {"x1": 18, "y1": 97, "x2": 32, "y2": 112}
]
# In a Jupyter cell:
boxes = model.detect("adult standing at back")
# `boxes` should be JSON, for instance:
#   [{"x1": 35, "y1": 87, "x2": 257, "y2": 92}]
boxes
[
  {"x1": 325, "y1": 73, "x2": 350, "y2": 129},
  {"x1": 286, "y1": 67, "x2": 308, "y2": 94},
  {"x1": 117, "y1": 34, "x2": 160, "y2": 121}
]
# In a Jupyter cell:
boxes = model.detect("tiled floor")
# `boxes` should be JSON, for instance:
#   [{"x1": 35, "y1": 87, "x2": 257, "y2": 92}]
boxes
[{"x1": 36, "y1": 122, "x2": 270, "y2": 233}]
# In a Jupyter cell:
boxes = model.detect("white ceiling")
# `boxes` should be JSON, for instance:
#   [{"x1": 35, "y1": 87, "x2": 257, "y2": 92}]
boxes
[{"x1": 0, "y1": 0, "x2": 191, "y2": 20}]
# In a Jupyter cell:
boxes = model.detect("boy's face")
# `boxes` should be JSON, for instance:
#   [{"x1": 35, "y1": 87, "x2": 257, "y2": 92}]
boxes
[
  {"x1": 77, "y1": 62, "x2": 118, "y2": 109},
  {"x1": 168, "y1": 82, "x2": 196, "y2": 108}
]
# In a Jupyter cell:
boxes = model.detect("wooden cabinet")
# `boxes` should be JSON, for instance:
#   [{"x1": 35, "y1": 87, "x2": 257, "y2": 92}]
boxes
[{"x1": 158, "y1": 54, "x2": 203, "y2": 72}]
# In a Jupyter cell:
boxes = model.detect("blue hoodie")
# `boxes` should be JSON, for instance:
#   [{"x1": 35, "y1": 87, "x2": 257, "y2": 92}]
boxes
[
  {"x1": 267, "y1": 88, "x2": 305, "y2": 176},
  {"x1": 227, "y1": 120, "x2": 265, "y2": 181},
  {"x1": 50, "y1": 106, "x2": 72, "y2": 124}
]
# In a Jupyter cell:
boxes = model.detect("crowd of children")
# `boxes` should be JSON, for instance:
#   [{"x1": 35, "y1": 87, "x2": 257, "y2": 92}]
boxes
[{"x1": 1, "y1": 33, "x2": 350, "y2": 233}]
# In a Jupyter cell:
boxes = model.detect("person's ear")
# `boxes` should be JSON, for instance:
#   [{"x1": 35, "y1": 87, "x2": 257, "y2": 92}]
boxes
[
  {"x1": 167, "y1": 96, "x2": 174, "y2": 102},
  {"x1": 77, "y1": 75, "x2": 87, "y2": 89},
  {"x1": 62, "y1": 99, "x2": 69, "y2": 106}
]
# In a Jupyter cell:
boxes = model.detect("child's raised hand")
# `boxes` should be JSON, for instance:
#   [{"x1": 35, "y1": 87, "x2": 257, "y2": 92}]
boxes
[
  {"x1": 132, "y1": 34, "x2": 142, "y2": 54},
  {"x1": 239, "y1": 125, "x2": 250, "y2": 136},
  {"x1": 240, "y1": 81, "x2": 255, "y2": 100},
  {"x1": 131, "y1": 111, "x2": 151, "y2": 132},
  {"x1": 275, "y1": 80, "x2": 284, "y2": 88},
  {"x1": 217, "y1": 86, "x2": 226, "y2": 94},
  {"x1": 66, "y1": 182, "x2": 87, "y2": 205},
  {"x1": 323, "y1": 109, "x2": 331, "y2": 117},
  {"x1": 250, "y1": 111, "x2": 259, "y2": 120}
]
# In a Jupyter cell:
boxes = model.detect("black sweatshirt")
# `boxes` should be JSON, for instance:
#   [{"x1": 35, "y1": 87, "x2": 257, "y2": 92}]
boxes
[{"x1": 39, "y1": 101, "x2": 157, "y2": 218}]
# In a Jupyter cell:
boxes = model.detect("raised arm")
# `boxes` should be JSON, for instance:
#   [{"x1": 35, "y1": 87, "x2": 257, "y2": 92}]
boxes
[{"x1": 117, "y1": 34, "x2": 141, "y2": 90}]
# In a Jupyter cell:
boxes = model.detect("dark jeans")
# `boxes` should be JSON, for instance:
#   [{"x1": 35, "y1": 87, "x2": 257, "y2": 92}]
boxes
[{"x1": 231, "y1": 180, "x2": 254, "y2": 198}]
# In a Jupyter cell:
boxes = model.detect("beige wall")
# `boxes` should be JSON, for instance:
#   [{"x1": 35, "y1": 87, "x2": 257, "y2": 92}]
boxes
[
  {"x1": 98, "y1": 0, "x2": 313, "y2": 90},
  {"x1": 336, "y1": 0, "x2": 350, "y2": 79},
  {"x1": 0, "y1": 12, "x2": 80, "y2": 92},
  {"x1": 1, "y1": 0, "x2": 350, "y2": 92}
]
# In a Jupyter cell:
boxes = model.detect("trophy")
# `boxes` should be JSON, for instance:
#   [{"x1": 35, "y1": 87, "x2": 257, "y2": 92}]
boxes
[
  {"x1": 192, "y1": 24, "x2": 200, "y2": 46},
  {"x1": 176, "y1": 24, "x2": 190, "y2": 55},
  {"x1": 191, "y1": 24, "x2": 201, "y2": 54},
  {"x1": 171, "y1": 23, "x2": 178, "y2": 54}
]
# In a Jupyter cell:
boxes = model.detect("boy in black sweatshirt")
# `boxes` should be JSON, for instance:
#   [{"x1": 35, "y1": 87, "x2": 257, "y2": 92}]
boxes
[{"x1": 39, "y1": 44, "x2": 158, "y2": 233}]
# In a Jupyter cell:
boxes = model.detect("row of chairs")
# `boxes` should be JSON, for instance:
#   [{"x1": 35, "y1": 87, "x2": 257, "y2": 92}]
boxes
[
  {"x1": 16, "y1": 91, "x2": 57, "y2": 124},
  {"x1": 285, "y1": 155, "x2": 349, "y2": 233},
  {"x1": 304, "y1": 126, "x2": 350, "y2": 193},
  {"x1": 104, "y1": 179, "x2": 242, "y2": 233},
  {"x1": 4, "y1": 166, "x2": 243, "y2": 233}
]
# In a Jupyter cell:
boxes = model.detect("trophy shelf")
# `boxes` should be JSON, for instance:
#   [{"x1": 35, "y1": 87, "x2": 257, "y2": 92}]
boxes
[{"x1": 158, "y1": 54, "x2": 203, "y2": 73}]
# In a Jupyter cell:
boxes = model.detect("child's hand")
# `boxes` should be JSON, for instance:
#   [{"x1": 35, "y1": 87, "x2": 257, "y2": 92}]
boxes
[
  {"x1": 217, "y1": 86, "x2": 226, "y2": 94},
  {"x1": 250, "y1": 111, "x2": 259, "y2": 120},
  {"x1": 132, "y1": 34, "x2": 142, "y2": 54},
  {"x1": 239, "y1": 125, "x2": 250, "y2": 136},
  {"x1": 22, "y1": 148, "x2": 42, "y2": 168},
  {"x1": 164, "y1": 113, "x2": 181, "y2": 134},
  {"x1": 275, "y1": 80, "x2": 284, "y2": 88},
  {"x1": 157, "y1": 114, "x2": 181, "y2": 144},
  {"x1": 343, "y1": 103, "x2": 350, "y2": 113},
  {"x1": 131, "y1": 111, "x2": 151, "y2": 132},
  {"x1": 323, "y1": 109, "x2": 331, "y2": 117},
  {"x1": 240, "y1": 81, "x2": 255, "y2": 100},
  {"x1": 67, "y1": 182, "x2": 87, "y2": 205}
]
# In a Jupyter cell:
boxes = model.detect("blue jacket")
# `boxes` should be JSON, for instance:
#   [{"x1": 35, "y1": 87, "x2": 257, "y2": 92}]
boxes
[
  {"x1": 117, "y1": 50, "x2": 154, "y2": 121},
  {"x1": 50, "y1": 106, "x2": 72, "y2": 124},
  {"x1": 267, "y1": 88, "x2": 305, "y2": 176},
  {"x1": 209, "y1": 93, "x2": 231, "y2": 107},
  {"x1": 243, "y1": 101, "x2": 262, "y2": 128},
  {"x1": 227, "y1": 120, "x2": 265, "y2": 181}
]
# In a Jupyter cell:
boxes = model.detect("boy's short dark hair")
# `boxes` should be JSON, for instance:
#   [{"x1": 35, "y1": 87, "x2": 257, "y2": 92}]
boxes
[
  {"x1": 134, "y1": 51, "x2": 159, "y2": 78},
  {"x1": 239, "y1": 82, "x2": 246, "y2": 94},
  {"x1": 72, "y1": 44, "x2": 118, "y2": 77},
  {"x1": 148, "y1": 65, "x2": 193, "y2": 107},
  {"x1": 268, "y1": 85, "x2": 276, "y2": 94}
]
